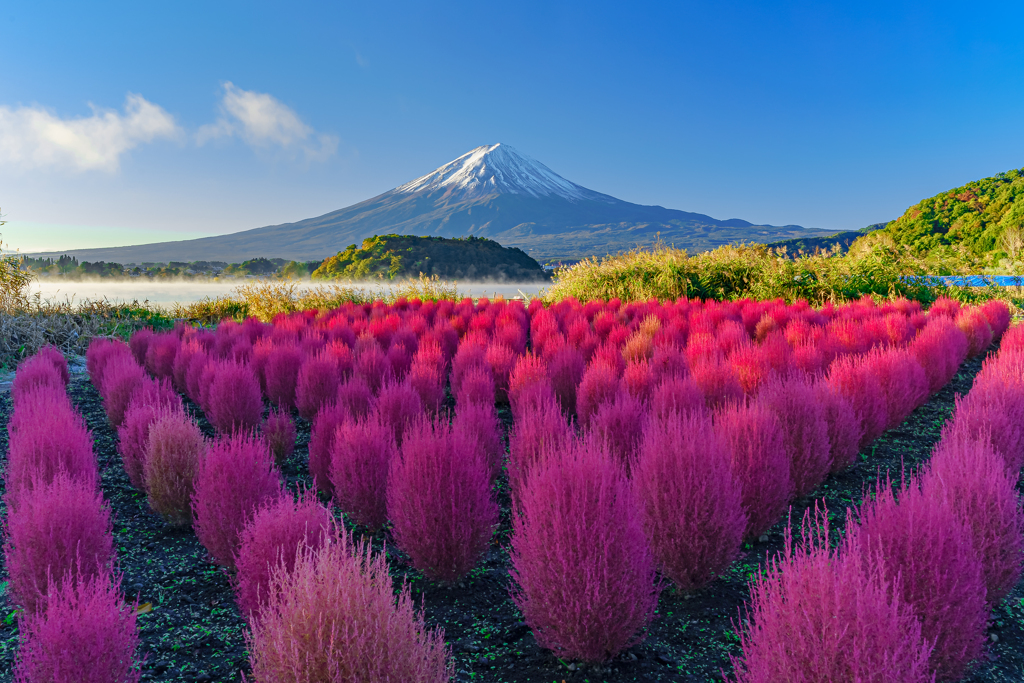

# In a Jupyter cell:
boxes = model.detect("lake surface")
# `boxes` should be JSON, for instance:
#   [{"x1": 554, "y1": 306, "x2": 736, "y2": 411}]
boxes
[{"x1": 26, "y1": 279, "x2": 550, "y2": 307}]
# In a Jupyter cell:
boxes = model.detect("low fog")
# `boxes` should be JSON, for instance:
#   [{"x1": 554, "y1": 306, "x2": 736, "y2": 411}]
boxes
[{"x1": 26, "y1": 278, "x2": 549, "y2": 307}]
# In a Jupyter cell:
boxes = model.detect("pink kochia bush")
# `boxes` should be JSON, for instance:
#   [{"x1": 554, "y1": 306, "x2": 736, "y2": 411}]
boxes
[
  {"x1": 117, "y1": 382, "x2": 182, "y2": 491},
  {"x1": 587, "y1": 389, "x2": 646, "y2": 468},
  {"x1": 910, "y1": 318, "x2": 968, "y2": 395},
  {"x1": 3, "y1": 472, "x2": 114, "y2": 613},
  {"x1": 632, "y1": 411, "x2": 745, "y2": 592},
  {"x1": 14, "y1": 573, "x2": 141, "y2": 683},
  {"x1": 10, "y1": 356, "x2": 64, "y2": 405},
  {"x1": 575, "y1": 361, "x2": 620, "y2": 429},
  {"x1": 649, "y1": 376, "x2": 704, "y2": 424},
  {"x1": 264, "y1": 345, "x2": 303, "y2": 410},
  {"x1": 374, "y1": 380, "x2": 423, "y2": 447},
  {"x1": 205, "y1": 360, "x2": 263, "y2": 434},
  {"x1": 452, "y1": 402, "x2": 505, "y2": 482},
  {"x1": 387, "y1": 419, "x2": 498, "y2": 583},
  {"x1": 329, "y1": 415, "x2": 396, "y2": 531},
  {"x1": 814, "y1": 381, "x2": 862, "y2": 473},
  {"x1": 851, "y1": 475, "x2": 987, "y2": 681},
  {"x1": 193, "y1": 432, "x2": 282, "y2": 568},
  {"x1": 921, "y1": 434, "x2": 1024, "y2": 605},
  {"x1": 510, "y1": 437, "x2": 660, "y2": 663},
  {"x1": 756, "y1": 375, "x2": 830, "y2": 498},
  {"x1": 295, "y1": 350, "x2": 341, "y2": 421},
  {"x1": 865, "y1": 348, "x2": 930, "y2": 430},
  {"x1": 728, "y1": 507, "x2": 933, "y2": 683},
  {"x1": 143, "y1": 410, "x2": 205, "y2": 527},
  {"x1": 827, "y1": 355, "x2": 888, "y2": 450},
  {"x1": 233, "y1": 491, "x2": 335, "y2": 622},
  {"x1": 99, "y1": 355, "x2": 147, "y2": 428},
  {"x1": 245, "y1": 534, "x2": 452, "y2": 683},
  {"x1": 261, "y1": 408, "x2": 297, "y2": 466},
  {"x1": 507, "y1": 395, "x2": 573, "y2": 498},
  {"x1": 715, "y1": 402, "x2": 793, "y2": 540},
  {"x1": 34, "y1": 345, "x2": 69, "y2": 385}
]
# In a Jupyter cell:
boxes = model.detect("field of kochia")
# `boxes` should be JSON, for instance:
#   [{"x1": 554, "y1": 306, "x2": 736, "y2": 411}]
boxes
[{"x1": 2, "y1": 293, "x2": 1022, "y2": 683}]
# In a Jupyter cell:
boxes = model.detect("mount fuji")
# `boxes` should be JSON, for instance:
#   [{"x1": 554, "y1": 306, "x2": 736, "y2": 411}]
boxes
[{"x1": 32, "y1": 144, "x2": 835, "y2": 264}]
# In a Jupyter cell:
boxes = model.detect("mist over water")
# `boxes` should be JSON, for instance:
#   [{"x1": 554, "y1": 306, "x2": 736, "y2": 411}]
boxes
[{"x1": 26, "y1": 279, "x2": 548, "y2": 307}]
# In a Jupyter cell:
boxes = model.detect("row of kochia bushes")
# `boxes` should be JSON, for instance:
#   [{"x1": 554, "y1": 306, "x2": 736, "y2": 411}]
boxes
[
  {"x1": 4, "y1": 347, "x2": 140, "y2": 681},
  {"x1": 3, "y1": 292, "x2": 1017, "y2": 681}
]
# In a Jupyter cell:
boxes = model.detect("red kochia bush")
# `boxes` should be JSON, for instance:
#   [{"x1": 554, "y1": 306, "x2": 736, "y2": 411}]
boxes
[
  {"x1": 308, "y1": 401, "x2": 351, "y2": 494},
  {"x1": 329, "y1": 415, "x2": 396, "y2": 531},
  {"x1": 295, "y1": 350, "x2": 341, "y2": 421},
  {"x1": 814, "y1": 380, "x2": 862, "y2": 473},
  {"x1": 193, "y1": 432, "x2": 282, "y2": 568},
  {"x1": 233, "y1": 491, "x2": 335, "y2": 622},
  {"x1": 851, "y1": 475, "x2": 987, "y2": 681},
  {"x1": 587, "y1": 389, "x2": 646, "y2": 468},
  {"x1": 144, "y1": 410, "x2": 205, "y2": 527},
  {"x1": 576, "y1": 361, "x2": 620, "y2": 429},
  {"x1": 245, "y1": 535, "x2": 452, "y2": 683},
  {"x1": 508, "y1": 395, "x2": 573, "y2": 498},
  {"x1": 508, "y1": 353, "x2": 554, "y2": 421},
  {"x1": 388, "y1": 419, "x2": 498, "y2": 583},
  {"x1": 11, "y1": 356, "x2": 64, "y2": 405},
  {"x1": 34, "y1": 345, "x2": 69, "y2": 385},
  {"x1": 262, "y1": 407, "x2": 296, "y2": 466},
  {"x1": 957, "y1": 309, "x2": 994, "y2": 358},
  {"x1": 264, "y1": 345, "x2": 303, "y2": 410},
  {"x1": 4, "y1": 473, "x2": 114, "y2": 613},
  {"x1": 649, "y1": 376, "x2": 704, "y2": 424},
  {"x1": 910, "y1": 318, "x2": 968, "y2": 394},
  {"x1": 633, "y1": 411, "x2": 745, "y2": 592},
  {"x1": 690, "y1": 359, "x2": 743, "y2": 409},
  {"x1": 408, "y1": 360, "x2": 446, "y2": 416},
  {"x1": 728, "y1": 506, "x2": 933, "y2": 683},
  {"x1": 14, "y1": 573, "x2": 141, "y2": 683},
  {"x1": 205, "y1": 360, "x2": 263, "y2": 434},
  {"x1": 715, "y1": 402, "x2": 793, "y2": 540},
  {"x1": 865, "y1": 348, "x2": 930, "y2": 430},
  {"x1": 921, "y1": 434, "x2": 1024, "y2": 605},
  {"x1": 827, "y1": 355, "x2": 888, "y2": 450},
  {"x1": 100, "y1": 355, "x2": 147, "y2": 428},
  {"x1": 510, "y1": 437, "x2": 659, "y2": 663},
  {"x1": 756, "y1": 375, "x2": 830, "y2": 498},
  {"x1": 485, "y1": 343, "x2": 517, "y2": 402},
  {"x1": 452, "y1": 402, "x2": 505, "y2": 482},
  {"x1": 980, "y1": 299, "x2": 1011, "y2": 340}
]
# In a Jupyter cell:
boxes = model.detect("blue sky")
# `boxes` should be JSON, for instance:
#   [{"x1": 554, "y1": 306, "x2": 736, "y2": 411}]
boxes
[{"x1": 2, "y1": 1, "x2": 1023, "y2": 253}]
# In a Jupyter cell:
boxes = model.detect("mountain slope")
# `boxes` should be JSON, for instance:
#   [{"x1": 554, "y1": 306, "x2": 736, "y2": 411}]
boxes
[{"x1": 28, "y1": 144, "x2": 834, "y2": 264}]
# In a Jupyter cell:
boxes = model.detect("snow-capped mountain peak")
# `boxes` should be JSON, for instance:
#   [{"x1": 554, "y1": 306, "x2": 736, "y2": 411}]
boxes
[{"x1": 395, "y1": 143, "x2": 600, "y2": 201}]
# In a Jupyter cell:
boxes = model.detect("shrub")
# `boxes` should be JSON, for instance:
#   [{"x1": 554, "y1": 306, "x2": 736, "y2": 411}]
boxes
[
  {"x1": 485, "y1": 343, "x2": 517, "y2": 402},
  {"x1": 910, "y1": 318, "x2": 968, "y2": 394},
  {"x1": 814, "y1": 380, "x2": 862, "y2": 473},
  {"x1": 86, "y1": 338, "x2": 132, "y2": 394},
  {"x1": 622, "y1": 360, "x2": 655, "y2": 403},
  {"x1": 387, "y1": 419, "x2": 497, "y2": 583},
  {"x1": 757, "y1": 375, "x2": 830, "y2": 498},
  {"x1": 144, "y1": 410, "x2": 205, "y2": 527},
  {"x1": 851, "y1": 475, "x2": 987, "y2": 681},
  {"x1": 233, "y1": 491, "x2": 335, "y2": 622},
  {"x1": 508, "y1": 353, "x2": 554, "y2": 421},
  {"x1": 4, "y1": 472, "x2": 114, "y2": 613},
  {"x1": 547, "y1": 346, "x2": 586, "y2": 415},
  {"x1": 262, "y1": 408, "x2": 297, "y2": 466},
  {"x1": 980, "y1": 300, "x2": 1011, "y2": 340},
  {"x1": 329, "y1": 415, "x2": 395, "y2": 531},
  {"x1": 452, "y1": 402, "x2": 505, "y2": 482},
  {"x1": 374, "y1": 380, "x2": 423, "y2": 447},
  {"x1": 14, "y1": 572, "x2": 141, "y2": 683},
  {"x1": 144, "y1": 333, "x2": 179, "y2": 380},
  {"x1": 11, "y1": 356, "x2": 64, "y2": 405},
  {"x1": 957, "y1": 309, "x2": 993, "y2": 358},
  {"x1": 193, "y1": 432, "x2": 282, "y2": 568},
  {"x1": 408, "y1": 360, "x2": 446, "y2": 416},
  {"x1": 507, "y1": 395, "x2": 573, "y2": 498},
  {"x1": 265, "y1": 345, "x2": 303, "y2": 410},
  {"x1": 100, "y1": 355, "x2": 147, "y2": 428},
  {"x1": 5, "y1": 402, "x2": 97, "y2": 508},
  {"x1": 308, "y1": 401, "x2": 350, "y2": 495},
  {"x1": 865, "y1": 348, "x2": 930, "y2": 430},
  {"x1": 205, "y1": 360, "x2": 264, "y2": 434},
  {"x1": 1001, "y1": 323, "x2": 1024, "y2": 353},
  {"x1": 947, "y1": 381, "x2": 1024, "y2": 473},
  {"x1": 184, "y1": 350, "x2": 210, "y2": 406},
  {"x1": 649, "y1": 375, "x2": 704, "y2": 423},
  {"x1": 34, "y1": 345, "x2": 69, "y2": 385},
  {"x1": 116, "y1": 380, "x2": 181, "y2": 490},
  {"x1": 450, "y1": 342, "x2": 487, "y2": 402},
  {"x1": 587, "y1": 389, "x2": 646, "y2": 468},
  {"x1": 355, "y1": 344, "x2": 391, "y2": 394},
  {"x1": 921, "y1": 434, "x2": 1024, "y2": 605},
  {"x1": 246, "y1": 535, "x2": 452, "y2": 683},
  {"x1": 454, "y1": 364, "x2": 494, "y2": 407},
  {"x1": 690, "y1": 359, "x2": 743, "y2": 410},
  {"x1": 128, "y1": 328, "x2": 154, "y2": 366},
  {"x1": 576, "y1": 361, "x2": 620, "y2": 429},
  {"x1": 336, "y1": 375, "x2": 375, "y2": 422},
  {"x1": 826, "y1": 355, "x2": 888, "y2": 450},
  {"x1": 633, "y1": 411, "x2": 745, "y2": 592},
  {"x1": 728, "y1": 506, "x2": 933, "y2": 683},
  {"x1": 715, "y1": 402, "x2": 793, "y2": 540},
  {"x1": 510, "y1": 436, "x2": 659, "y2": 663},
  {"x1": 172, "y1": 338, "x2": 203, "y2": 393},
  {"x1": 387, "y1": 342, "x2": 413, "y2": 381},
  {"x1": 295, "y1": 350, "x2": 342, "y2": 421}
]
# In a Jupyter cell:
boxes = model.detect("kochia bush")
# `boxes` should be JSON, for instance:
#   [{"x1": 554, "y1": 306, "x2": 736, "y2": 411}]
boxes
[
  {"x1": 864, "y1": 348, "x2": 929, "y2": 430},
  {"x1": 245, "y1": 535, "x2": 452, "y2": 683},
  {"x1": 295, "y1": 350, "x2": 341, "y2": 421},
  {"x1": 510, "y1": 437, "x2": 660, "y2": 663},
  {"x1": 117, "y1": 380, "x2": 183, "y2": 491},
  {"x1": 575, "y1": 361, "x2": 620, "y2": 429},
  {"x1": 264, "y1": 345, "x2": 303, "y2": 410},
  {"x1": 144, "y1": 410, "x2": 205, "y2": 527},
  {"x1": 205, "y1": 360, "x2": 264, "y2": 435},
  {"x1": 34, "y1": 345, "x2": 69, "y2": 385},
  {"x1": 826, "y1": 355, "x2": 888, "y2": 450},
  {"x1": 814, "y1": 380, "x2": 862, "y2": 473},
  {"x1": 452, "y1": 401, "x2": 505, "y2": 482},
  {"x1": 387, "y1": 419, "x2": 498, "y2": 583},
  {"x1": 99, "y1": 355, "x2": 147, "y2": 428},
  {"x1": 649, "y1": 376, "x2": 704, "y2": 424},
  {"x1": 193, "y1": 432, "x2": 282, "y2": 568},
  {"x1": 756, "y1": 375, "x2": 830, "y2": 498},
  {"x1": 633, "y1": 411, "x2": 745, "y2": 592},
  {"x1": 587, "y1": 389, "x2": 646, "y2": 468},
  {"x1": 10, "y1": 356, "x2": 64, "y2": 406},
  {"x1": 375, "y1": 380, "x2": 424, "y2": 447},
  {"x1": 262, "y1": 408, "x2": 297, "y2": 466},
  {"x1": 329, "y1": 415, "x2": 396, "y2": 531},
  {"x1": 507, "y1": 395, "x2": 573, "y2": 498}
]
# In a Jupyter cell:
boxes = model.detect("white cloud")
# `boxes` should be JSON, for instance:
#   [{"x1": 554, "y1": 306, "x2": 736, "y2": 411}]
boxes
[
  {"x1": 197, "y1": 82, "x2": 338, "y2": 161},
  {"x1": 0, "y1": 94, "x2": 180, "y2": 172}
]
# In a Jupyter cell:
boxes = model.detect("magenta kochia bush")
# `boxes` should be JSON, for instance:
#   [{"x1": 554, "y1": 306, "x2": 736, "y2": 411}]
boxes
[
  {"x1": 452, "y1": 401, "x2": 505, "y2": 482},
  {"x1": 865, "y1": 348, "x2": 929, "y2": 430},
  {"x1": 246, "y1": 534, "x2": 452, "y2": 683},
  {"x1": 34, "y1": 345, "x2": 69, "y2": 385},
  {"x1": 826, "y1": 355, "x2": 888, "y2": 450},
  {"x1": 116, "y1": 381, "x2": 181, "y2": 491},
  {"x1": 205, "y1": 360, "x2": 263, "y2": 434},
  {"x1": 649, "y1": 376, "x2": 704, "y2": 423},
  {"x1": 575, "y1": 361, "x2": 620, "y2": 429},
  {"x1": 632, "y1": 411, "x2": 745, "y2": 592},
  {"x1": 295, "y1": 350, "x2": 341, "y2": 421},
  {"x1": 911, "y1": 318, "x2": 968, "y2": 395},
  {"x1": 144, "y1": 332, "x2": 179, "y2": 380},
  {"x1": 374, "y1": 380, "x2": 423, "y2": 447},
  {"x1": 454, "y1": 365, "x2": 495, "y2": 407},
  {"x1": 851, "y1": 475, "x2": 987, "y2": 681},
  {"x1": 233, "y1": 491, "x2": 335, "y2": 622},
  {"x1": 756, "y1": 375, "x2": 830, "y2": 498},
  {"x1": 144, "y1": 410, "x2": 205, "y2": 527},
  {"x1": 262, "y1": 407, "x2": 297, "y2": 466},
  {"x1": 387, "y1": 419, "x2": 498, "y2": 583},
  {"x1": 949, "y1": 370, "x2": 1024, "y2": 473},
  {"x1": 507, "y1": 395, "x2": 573, "y2": 498},
  {"x1": 715, "y1": 402, "x2": 793, "y2": 540},
  {"x1": 814, "y1": 380, "x2": 862, "y2": 473},
  {"x1": 128, "y1": 327, "x2": 154, "y2": 366},
  {"x1": 587, "y1": 389, "x2": 646, "y2": 468},
  {"x1": 10, "y1": 356, "x2": 64, "y2": 405},
  {"x1": 264, "y1": 345, "x2": 303, "y2": 410},
  {"x1": 3, "y1": 472, "x2": 114, "y2": 613},
  {"x1": 510, "y1": 437, "x2": 660, "y2": 663},
  {"x1": 728, "y1": 506, "x2": 933, "y2": 683},
  {"x1": 193, "y1": 432, "x2": 282, "y2": 568},
  {"x1": 921, "y1": 434, "x2": 1024, "y2": 605},
  {"x1": 100, "y1": 355, "x2": 147, "y2": 428},
  {"x1": 14, "y1": 573, "x2": 141, "y2": 683},
  {"x1": 329, "y1": 415, "x2": 395, "y2": 531}
]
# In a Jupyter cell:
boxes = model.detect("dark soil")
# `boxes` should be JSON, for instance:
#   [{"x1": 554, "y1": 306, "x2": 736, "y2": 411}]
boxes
[{"x1": 0, "y1": 345, "x2": 1023, "y2": 682}]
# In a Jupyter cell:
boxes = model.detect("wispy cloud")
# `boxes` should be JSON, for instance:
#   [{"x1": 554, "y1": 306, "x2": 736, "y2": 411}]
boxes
[
  {"x1": 197, "y1": 82, "x2": 338, "y2": 161},
  {"x1": 0, "y1": 94, "x2": 180, "y2": 172}
]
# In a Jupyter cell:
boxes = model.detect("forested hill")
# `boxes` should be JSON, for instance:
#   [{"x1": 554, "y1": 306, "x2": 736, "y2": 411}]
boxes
[
  {"x1": 311, "y1": 235, "x2": 551, "y2": 282},
  {"x1": 883, "y1": 166, "x2": 1024, "y2": 260}
]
